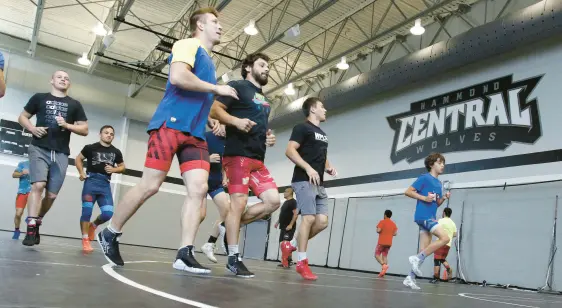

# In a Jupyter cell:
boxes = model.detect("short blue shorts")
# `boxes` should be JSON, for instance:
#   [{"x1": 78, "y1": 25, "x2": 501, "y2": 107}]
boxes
[
  {"x1": 207, "y1": 174, "x2": 224, "y2": 199},
  {"x1": 415, "y1": 218, "x2": 439, "y2": 233}
]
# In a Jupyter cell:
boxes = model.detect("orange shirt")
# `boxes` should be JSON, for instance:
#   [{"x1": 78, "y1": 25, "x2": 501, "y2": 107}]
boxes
[{"x1": 377, "y1": 218, "x2": 398, "y2": 246}]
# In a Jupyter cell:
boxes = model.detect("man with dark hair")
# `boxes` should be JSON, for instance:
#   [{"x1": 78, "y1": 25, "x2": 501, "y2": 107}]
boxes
[
  {"x1": 403, "y1": 152, "x2": 451, "y2": 290},
  {"x1": 431, "y1": 207, "x2": 457, "y2": 283},
  {"x1": 284, "y1": 97, "x2": 337, "y2": 280},
  {"x1": 274, "y1": 187, "x2": 298, "y2": 268},
  {"x1": 211, "y1": 52, "x2": 280, "y2": 278},
  {"x1": 375, "y1": 209, "x2": 398, "y2": 277},
  {"x1": 18, "y1": 70, "x2": 89, "y2": 246},
  {"x1": 0, "y1": 51, "x2": 6, "y2": 98},
  {"x1": 97, "y1": 7, "x2": 238, "y2": 274},
  {"x1": 75, "y1": 125, "x2": 124, "y2": 253}
]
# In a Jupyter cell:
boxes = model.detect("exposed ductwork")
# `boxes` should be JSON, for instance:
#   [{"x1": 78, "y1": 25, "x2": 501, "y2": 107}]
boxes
[{"x1": 269, "y1": 0, "x2": 562, "y2": 129}]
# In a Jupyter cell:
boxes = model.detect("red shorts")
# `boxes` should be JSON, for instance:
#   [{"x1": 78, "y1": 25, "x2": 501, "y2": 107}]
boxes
[
  {"x1": 223, "y1": 156, "x2": 277, "y2": 197},
  {"x1": 375, "y1": 244, "x2": 391, "y2": 257},
  {"x1": 145, "y1": 124, "x2": 210, "y2": 174},
  {"x1": 16, "y1": 193, "x2": 29, "y2": 209},
  {"x1": 434, "y1": 245, "x2": 450, "y2": 260}
]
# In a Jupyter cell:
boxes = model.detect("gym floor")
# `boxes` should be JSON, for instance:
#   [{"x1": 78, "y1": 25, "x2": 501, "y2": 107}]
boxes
[{"x1": 1, "y1": 232, "x2": 560, "y2": 308}]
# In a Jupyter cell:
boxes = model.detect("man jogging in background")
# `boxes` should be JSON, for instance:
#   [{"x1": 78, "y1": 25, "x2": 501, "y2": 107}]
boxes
[
  {"x1": 274, "y1": 188, "x2": 298, "y2": 268},
  {"x1": 375, "y1": 210, "x2": 398, "y2": 277}
]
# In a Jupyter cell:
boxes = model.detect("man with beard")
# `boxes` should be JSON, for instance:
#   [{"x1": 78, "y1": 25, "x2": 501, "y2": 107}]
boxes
[
  {"x1": 18, "y1": 70, "x2": 89, "y2": 247},
  {"x1": 97, "y1": 7, "x2": 238, "y2": 274},
  {"x1": 75, "y1": 125, "x2": 125, "y2": 253},
  {"x1": 211, "y1": 53, "x2": 279, "y2": 278}
]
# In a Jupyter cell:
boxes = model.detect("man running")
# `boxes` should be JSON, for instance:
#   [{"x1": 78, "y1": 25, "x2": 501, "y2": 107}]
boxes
[
  {"x1": 0, "y1": 51, "x2": 6, "y2": 98},
  {"x1": 403, "y1": 152, "x2": 451, "y2": 290},
  {"x1": 200, "y1": 123, "x2": 230, "y2": 263},
  {"x1": 12, "y1": 159, "x2": 31, "y2": 239},
  {"x1": 375, "y1": 210, "x2": 398, "y2": 277},
  {"x1": 18, "y1": 70, "x2": 89, "y2": 246},
  {"x1": 274, "y1": 188, "x2": 298, "y2": 268},
  {"x1": 431, "y1": 207, "x2": 457, "y2": 283},
  {"x1": 283, "y1": 97, "x2": 337, "y2": 281},
  {"x1": 97, "y1": 7, "x2": 238, "y2": 274},
  {"x1": 211, "y1": 52, "x2": 280, "y2": 278},
  {"x1": 75, "y1": 125, "x2": 124, "y2": 253}
]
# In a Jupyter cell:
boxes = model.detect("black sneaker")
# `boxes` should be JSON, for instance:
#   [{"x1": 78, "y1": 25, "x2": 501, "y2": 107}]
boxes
[
  {"x1": 429, "y1": 278, "x2": 439, "y2": 284},
  {"x1": 226, "y1": 254, "x2": 254, "y2": 278},
  {"x1": 22, "y1": 226, "x2": 37, "y2": 246},
  {"x1": 173, "y1": 246, "x2": 211, "y2": 274},
  {"x1": 96, "y1": 227, "x2": 124, "y2": 266},
  {"x1": 35, "y1": 223, "x2": 41, "y2": 245}
]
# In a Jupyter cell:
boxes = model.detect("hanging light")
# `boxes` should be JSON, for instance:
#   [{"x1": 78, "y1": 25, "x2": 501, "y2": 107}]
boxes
[
  {"x1": 221, "y1": 72, "x2": 230, "y2": 83},
  {"x1": 410, "y1": 18, "x2": 425, "y2": 35},
  {"x1": 336, "y1": 57, "x2": 349, "y2": 70},
  {"x1": 78, "y1": 52, "x2": 91, "y2": 66},
  {"x1": 244, "y1": 20, "x2": 258, "y2": 36},
  {"x1": 284, "y1": 83, "x2": 296, "y2": 96},
  {"x1": 93, "y1": 22, "x2": 108, "y2": 36}
]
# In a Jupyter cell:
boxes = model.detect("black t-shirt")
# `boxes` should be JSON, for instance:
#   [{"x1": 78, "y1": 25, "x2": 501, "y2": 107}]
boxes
[
  {"x1": 80, "y1": 142, "x2": 124, "y2": 177},
  {"x1": 24, "y1": 93, "x2": 88, "y2": 155},
  {"x1": 279, "y1": 199, "x2": 297, "y2": 228},
  {"x1": 217, "y1": 80, "x2": 271, "y2": 161},
  {"x1": 290, "y1": 121, "x2": 329, "y2": 184}
]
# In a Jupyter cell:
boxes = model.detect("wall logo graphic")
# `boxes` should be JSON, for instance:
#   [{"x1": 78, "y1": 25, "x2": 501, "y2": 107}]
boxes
[{"x1": 387, "y1": 75, "x2": 543, "y2": 164}]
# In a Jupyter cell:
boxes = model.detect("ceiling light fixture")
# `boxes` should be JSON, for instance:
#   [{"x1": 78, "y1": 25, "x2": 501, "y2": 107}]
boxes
[
  {"x1": 336, "y1": 57, "x2": 349, "y2": 70},
  {"x1": 78, "y1": 52, "x2": 91, "y2": 66},
  {"x1": 244, "y1": 20, "x2": 258, "y2": 36},
  {"x1": 284, "y1": 83, "x2": 296, "y2": 96},
  {"x1": 410, "y1": 18, "x2": 425, "y2": 36},
  {"x1": 94, "y1": 22, "x2": 108, "y2": 36}
]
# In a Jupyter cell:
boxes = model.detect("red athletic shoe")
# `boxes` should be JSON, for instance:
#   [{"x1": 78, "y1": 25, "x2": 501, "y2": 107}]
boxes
[
  {"x1": 378, "y1": 264, "x2": 389, "y2": 277},
  {"x1": 296, "y1": 259, "x2": 317, "y2": 281},
  {"x1": 82, "y1": 239, "x2": 93, "y2": 253},
  {"x1": 280, "y1": 241, "x2": 296, "y2": 268}
]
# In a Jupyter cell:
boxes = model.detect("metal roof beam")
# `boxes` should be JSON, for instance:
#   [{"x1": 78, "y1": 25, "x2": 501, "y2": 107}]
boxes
[
  {"x1": 86, "y1": 0, "x2": 135, "y2": 74},
  {"x1": 265, "y1": 0, "x2": 458, "y2": 95},
  {"x1": 28, "y1": 0, "x2": 45, "y2": 57}
]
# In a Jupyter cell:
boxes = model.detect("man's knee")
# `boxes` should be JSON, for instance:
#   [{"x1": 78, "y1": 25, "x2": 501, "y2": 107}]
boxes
[
  {"x1": 314, "y1": 215, "x2": 329, "y2": 230},
  {"x1": 32, "y1": 182, "x2": 46, "y2": 192},
  {"x1": 186, "y1": 179, "x2": 208, "y2": 199},
  {"x1": 266, "y1": 198, "x2": 280, "y2": 213},
  {"x1": 302, "y1": 214, "x2": 316, "y2": 225},
  {"x1": 46, "y1": 192, "x2": 57, "y2": 201},
  {"x1": 231, "y1": 194, "x2": 248, "y2": 211}
]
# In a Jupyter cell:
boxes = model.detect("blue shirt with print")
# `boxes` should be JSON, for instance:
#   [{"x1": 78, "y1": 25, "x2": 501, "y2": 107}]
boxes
[
  {"x1": 15, "y1": 161, "x2": 31, "y2": 194},
  {"x1": 411, "y1": 173, "x2": 443, "y2": 221}
]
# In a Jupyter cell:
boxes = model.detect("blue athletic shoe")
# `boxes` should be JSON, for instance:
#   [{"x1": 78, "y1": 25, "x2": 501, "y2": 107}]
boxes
[{"x1": 12, "y1": 230, "x2": 21, "y2": 240}]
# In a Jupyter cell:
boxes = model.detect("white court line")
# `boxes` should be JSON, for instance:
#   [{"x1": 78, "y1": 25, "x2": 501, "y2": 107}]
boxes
[
  {"x1": 102, "y1": 261, "x2": 219, "y2": 308},
  {"x1": 462, "y1": 293, "x2": 561, "y2": 302},
  {"x1": 458, "y1": 293, "x2": 540, "y2": 308},
  {"x1": 0, "y1": 258, "x2": 97, "y2": 268}
]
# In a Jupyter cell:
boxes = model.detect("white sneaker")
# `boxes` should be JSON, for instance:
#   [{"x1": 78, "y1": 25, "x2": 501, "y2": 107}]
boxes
[
  {"x1": 201, "y1": 243, "x2": 217, "y2": 263},
  {"x1": 409, "y1": 255, "x2": 423, "y2": 276},
  {"x1": 403, "y1": 275, "x2": 421, "y2": 290}
]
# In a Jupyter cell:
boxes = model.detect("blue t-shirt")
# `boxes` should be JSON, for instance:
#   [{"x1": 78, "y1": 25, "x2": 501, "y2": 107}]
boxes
[
  {"x1": 15, "y1": 161, "x2": 31, "y2": 194},
  {"x1": 205, "y1": 131, "x2": 225, "y2": 177},
  {"x1": 411, "y1": 173, "x2": 443, "y2": 221},
  {"x1": 147, "y1": 38, "x2": 217, "y2": 140}
]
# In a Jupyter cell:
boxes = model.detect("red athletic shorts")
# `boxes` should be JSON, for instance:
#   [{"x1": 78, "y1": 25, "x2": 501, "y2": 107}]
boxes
[
  {"x1": 375, "y1": 244, "x2": 391, "y2": 257},
  {"x1": 223, "y1": 156, "x2": 277, "y2": 197},
  {"x1": 16, "y1": 193, "x2": 29, "y2": 209},
  {"x1": 434, "y1": 245, "x2": 450, "y2": 260},
  {"x1": 145, "y1": 124, "x2": 210, "y2": 174}
]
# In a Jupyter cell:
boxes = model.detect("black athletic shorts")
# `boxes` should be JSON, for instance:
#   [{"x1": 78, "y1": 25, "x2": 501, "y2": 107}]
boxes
[{"x1": 279, "y1": 227, "x2": 296, "y2": 242}]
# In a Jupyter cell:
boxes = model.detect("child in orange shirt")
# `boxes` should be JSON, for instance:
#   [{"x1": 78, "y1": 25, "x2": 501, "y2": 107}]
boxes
[{"x1": 375, "y1": 210, "x2": 398, "y2": 277}]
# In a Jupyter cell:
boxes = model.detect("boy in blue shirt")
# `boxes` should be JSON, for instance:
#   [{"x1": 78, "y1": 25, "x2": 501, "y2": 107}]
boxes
[
  {"x1": 403, "y1": 153, "x2": 451, "y2": 290},
  {"x1": 12, "y1": 160, "x2": 31, "y2": 239}
]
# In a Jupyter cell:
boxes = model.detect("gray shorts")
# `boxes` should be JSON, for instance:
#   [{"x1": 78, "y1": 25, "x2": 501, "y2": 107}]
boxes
[
  {"x1": 29, "y1": 144, "x2": 69, "y2": 194},
  {"x1": 291, "y1": 181, "x2": 329, "y2": 216}
]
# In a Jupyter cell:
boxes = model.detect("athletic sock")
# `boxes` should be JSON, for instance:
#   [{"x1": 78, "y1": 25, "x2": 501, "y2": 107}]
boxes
[
  {"x1": 108, "y1": 223, "x2": 120, "y2": 234},
  {"x1": 417, "y1": 251, "x2": 427, "y2": 262},
  {"x1": 82, "y1": 234, "x2": 89, "y2": 239},
  {"x1": 91, "y1": 222, "x2": 97, "y2": 228},
  {"x1": 15, "y1": 228, "x2": 19, "y2": 231},
  {"x1": 297, "y1": 252, "x2": 307, "y2": 261},
  {"x1": 228, "y1": 245, "x2": 239, "y2": 257},
  {"x1": 290, "y1": 238, "x2": 297, "y2": 247},
  {"x1": 208, "y1": 236, "x2": 218, "y2": 244},
  {"x1": 27, "y1": 217, "x2": 38, "y2": 226}
]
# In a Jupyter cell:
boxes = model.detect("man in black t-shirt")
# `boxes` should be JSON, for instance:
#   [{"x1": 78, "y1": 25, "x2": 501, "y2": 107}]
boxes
[
  {"x1": 274, "y1": 188, "x2": 298, "y2": 267},
  {"x1": 18, "y1": 70, "x2": 89, "y2": 247},
  {"x1": 284, "y1": 97, "x2": 337, "y2": 281},
  {"x1": 211, "y1": 53, "x2": 279, "y2": 278},
  {"x1": 75, "y1": 125, "x2": 124, "y2": 253}
]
